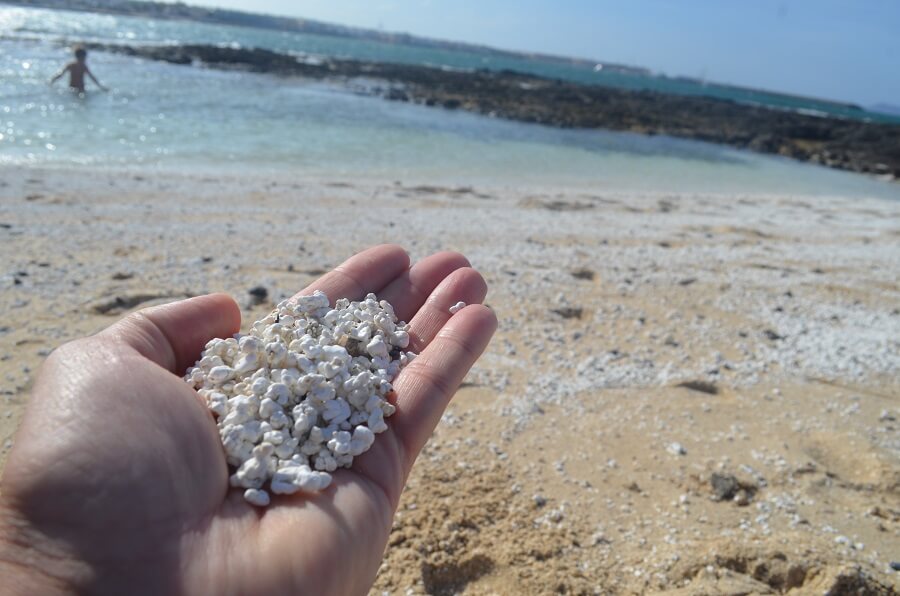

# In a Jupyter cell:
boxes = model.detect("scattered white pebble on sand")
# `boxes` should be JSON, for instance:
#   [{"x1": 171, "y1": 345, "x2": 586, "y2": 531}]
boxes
[
  {"x1": 449, "y1": 301, "x2": 467, "y2": 314},
  {"x1": 667, "y1": 442, "x2": 687, "y2": 456},
  {"x1": 185, "y1": 290, "x2": 411, "y2": 506}
]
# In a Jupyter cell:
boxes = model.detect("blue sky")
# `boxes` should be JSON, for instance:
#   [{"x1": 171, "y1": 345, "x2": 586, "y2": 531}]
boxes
[{"x1": 179, "y1": 0, "x2": 899, "y2": 106}]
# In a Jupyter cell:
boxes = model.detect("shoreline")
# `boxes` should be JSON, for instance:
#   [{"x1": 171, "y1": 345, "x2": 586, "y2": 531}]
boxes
[
  {"x1": 2, "y1": 165, "x2": 899, "y2": 592},
  {"x1": 3, "y1": 159, "x2": 894, "y2": 199},
  {"x1": 82, "y1": 41, "x2": 900, "y2": 182}
]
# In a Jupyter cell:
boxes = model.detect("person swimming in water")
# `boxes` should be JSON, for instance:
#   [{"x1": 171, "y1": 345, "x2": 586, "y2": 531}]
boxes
[{"x1": 50, "y1": 46, "x2": 107, "y2": 93}]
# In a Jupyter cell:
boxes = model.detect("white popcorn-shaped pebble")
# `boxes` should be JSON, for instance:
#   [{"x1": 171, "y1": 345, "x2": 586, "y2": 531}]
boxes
[
  {"x1": 271, "y1": 464, "x2": 332, "y2": 494},
  {"x1": 186, "y1": 290, "x2": 410, "y2": 507},
  {"x1": 207, "y1": 365, "x2": 235, "y2": 384},
  {"x1": 327, "y1": 431, "x2": 352, "y2": 455},
  {"x1": 208, "y1": 392, "x2": 228, "y2": 417},
  {"x1": 368, "y1": 409, "x2": 388, "y2": 433},
  {"x1": 243, "y1": 488, "x2": 270, "y2": 507},
  {"x1": 350, "y1": 426, "x2": 375, "y2": 456},
  {"x1": 449, "y1": 301, "x2": 467, "y2": 314},
  {"x1": 366, "y1": 336, "x2": 389, "y2": 358}
]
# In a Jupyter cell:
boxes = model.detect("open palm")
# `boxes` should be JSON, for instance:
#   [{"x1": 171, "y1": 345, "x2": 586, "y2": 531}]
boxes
[{"x1": 0, "y1": 245, "x2": 496, "y2": 596}]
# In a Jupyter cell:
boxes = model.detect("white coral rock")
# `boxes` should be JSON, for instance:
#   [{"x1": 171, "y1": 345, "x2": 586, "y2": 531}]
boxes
[{"x1": 186, "y1": 290, "x2": 410, "y2": 507}]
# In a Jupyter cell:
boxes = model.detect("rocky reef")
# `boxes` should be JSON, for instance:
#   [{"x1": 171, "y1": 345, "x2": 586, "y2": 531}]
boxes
[{"x1": 95, "y1": 42, "x2": 900, "y2": 180}]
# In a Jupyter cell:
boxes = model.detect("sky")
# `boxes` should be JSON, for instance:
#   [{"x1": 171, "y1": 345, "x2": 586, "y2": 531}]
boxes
[{"x1": 175, "y1": 0, "x2": 899, "y2": 106}]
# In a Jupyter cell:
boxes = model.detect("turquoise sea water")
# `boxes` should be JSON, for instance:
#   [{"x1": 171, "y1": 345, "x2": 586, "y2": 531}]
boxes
[
  {"x1": 6, "y1": 5, "x2": 898, "y2": 124},
  {"x1": 0, "y1": 5, "x2": 898, "y2": 199}
]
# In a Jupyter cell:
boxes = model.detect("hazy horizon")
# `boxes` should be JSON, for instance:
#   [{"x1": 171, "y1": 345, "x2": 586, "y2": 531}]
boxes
[{"x1": 152, "y1": 0, "x2": 900, "y2": 108}]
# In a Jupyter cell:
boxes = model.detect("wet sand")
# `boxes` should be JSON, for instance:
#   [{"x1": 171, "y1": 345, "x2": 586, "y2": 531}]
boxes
[{"x1": 1, "y1": 166, "x2": 898, "y2": 594}]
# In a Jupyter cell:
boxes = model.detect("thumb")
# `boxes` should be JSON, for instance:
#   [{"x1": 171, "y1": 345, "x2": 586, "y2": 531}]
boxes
[{"x1": 100, "y1": 293, "x2": 241, "y2": 374}]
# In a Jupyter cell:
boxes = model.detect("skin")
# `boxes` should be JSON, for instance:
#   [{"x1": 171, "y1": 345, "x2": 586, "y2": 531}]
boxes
[
  {"x1": 0, "y1": 245, "x2": 497, "y2": 595},
  {"x1": 51, "y1": 55, "x2": 107, "y2": 93}
]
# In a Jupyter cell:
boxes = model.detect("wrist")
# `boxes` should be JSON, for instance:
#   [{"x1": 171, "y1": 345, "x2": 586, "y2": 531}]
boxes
[{"x1": 0, "y1": 505, "x2": 80, "y2": 596}]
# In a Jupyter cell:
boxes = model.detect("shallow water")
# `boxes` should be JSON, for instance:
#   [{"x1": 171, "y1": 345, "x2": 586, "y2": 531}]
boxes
[
  {"x1": 5, "y1": 5, "x2": 897, "y2": 123},
  {"x1": 0, "y1": 6, "x2": 898, "y2": 199}
]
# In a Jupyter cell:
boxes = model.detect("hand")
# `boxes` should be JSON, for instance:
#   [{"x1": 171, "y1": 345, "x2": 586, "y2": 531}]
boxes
[{"x1": 0, "y1": 245, "x2": 496, "y2": 595}]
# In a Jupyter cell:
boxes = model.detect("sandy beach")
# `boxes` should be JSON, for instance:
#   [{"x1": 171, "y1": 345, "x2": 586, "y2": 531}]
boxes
[{"x1": 1, "y1": 165, "x2": 898, "y2": 594}]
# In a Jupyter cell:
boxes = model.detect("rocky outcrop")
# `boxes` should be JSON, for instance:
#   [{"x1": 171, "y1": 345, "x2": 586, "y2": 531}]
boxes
[{"x1": 92, "y1": 43, "x2": 900, "y2": 180}]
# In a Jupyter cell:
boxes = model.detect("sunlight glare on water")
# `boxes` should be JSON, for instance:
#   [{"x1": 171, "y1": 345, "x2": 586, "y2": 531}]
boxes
[{"x1": 0, "y1": 6, "x2": 898, "y2": 199}]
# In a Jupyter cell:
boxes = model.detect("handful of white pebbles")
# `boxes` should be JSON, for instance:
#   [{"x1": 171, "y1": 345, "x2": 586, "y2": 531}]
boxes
[{"x1": 185, "y1": 291, "x2": 415, "y2": 507}]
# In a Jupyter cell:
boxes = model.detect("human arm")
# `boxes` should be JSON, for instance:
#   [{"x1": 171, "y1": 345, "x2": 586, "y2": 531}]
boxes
[
  {"x1": 49, "y1": 64, "x2": 69, "y2": 85},
  {"x1": 86, "y1": 67, "x2": 107, "y2": 91},
  {"x1": 0, "y1": 245, "x2": 496, "y2": 595}
]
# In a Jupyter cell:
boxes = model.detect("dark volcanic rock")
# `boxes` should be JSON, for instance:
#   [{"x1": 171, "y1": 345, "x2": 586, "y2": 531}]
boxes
[
  {"x1": 571, "y1": 269, "x2": 595, "y2": 281},
  {"x1": 248, "y1": 285, "x2": 269, "y2": 305},
  {"x1": 675, "y1": 380, "x2": 719, "y2": 395},
  {"x1": 710, "y1": 473, "x2": 740, "y2": 501},
  {"x1": 89, "y1": 42, "x2": 900, "y2": 180},
  {"x1": 710, "y1": 472, "x2": 758, "y2": 506},
  {"x1": 763, "y1": 329, "x2": 785, "y2": 341},
  {"x1": 552, "y1": 307, "x2": 584, "y2": 320}
]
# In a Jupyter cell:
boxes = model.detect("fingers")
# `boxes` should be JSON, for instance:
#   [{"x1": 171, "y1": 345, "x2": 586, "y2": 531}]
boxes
[
  {"x1": 377, "y1": 251, "x2": 471, "y2": 322},
  {"x1": 295, "y1": 244, "x2": 409, "y2": 304},
  {"x1": 391, "y1": 305, "x2": 497, "y2": 472},
  {"x1": 100, "y1": 293, "x2": 241, "y2": 374},
  {"x1": 406, "y1": 267, "x2": 488, "y2": 353}
]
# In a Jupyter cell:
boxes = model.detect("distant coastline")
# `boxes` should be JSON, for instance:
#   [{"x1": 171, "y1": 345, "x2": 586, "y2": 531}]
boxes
[
  {"x1": 2, "y1": 0, "x2": 880, "y2": 118},
  {"x1": 1, "y1": 0, "x2": 646, "y2": 74},
  {"x1": 3, "y1": 0, "x2": 898, "y2": 180},
  {"x1": 87, "y1": 41, "x2": 900, "y2": 181}
]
